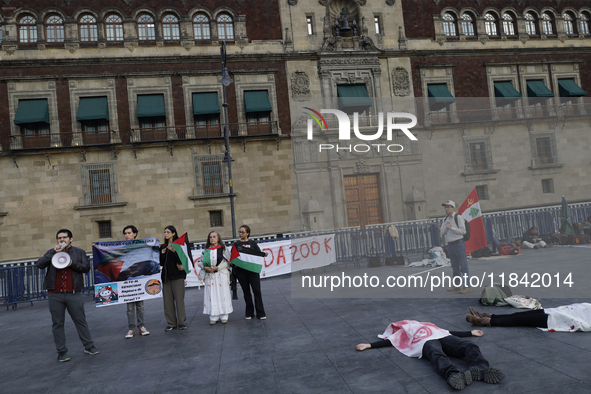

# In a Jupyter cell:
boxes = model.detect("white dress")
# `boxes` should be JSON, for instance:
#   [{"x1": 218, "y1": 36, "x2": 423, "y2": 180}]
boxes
[{"x1": 202, "y1": 247, "x2": 233, "y2": 318}]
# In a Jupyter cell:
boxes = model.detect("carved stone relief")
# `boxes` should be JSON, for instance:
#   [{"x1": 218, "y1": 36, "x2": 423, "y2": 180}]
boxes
[
  {"x1": 291, "y1": 71, "x2": 311, "y2": 102},
  {"x1": 386, "y1": 0, "x2": 395, "y2": 5},
  {"x1": 392, "y1": 67, "x2": 410, "y2": 97},
  {"x1": 356, "y1": 159, "x2": 369, "y2": 173},
  {"x1": 288, "y1": 0, "x2": 298, "y2": 5}
]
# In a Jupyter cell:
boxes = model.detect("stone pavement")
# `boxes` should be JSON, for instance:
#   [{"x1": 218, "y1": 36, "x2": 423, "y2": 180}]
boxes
[{"x1": 2, "y1": 245, "x2": 591, "y2": 394}]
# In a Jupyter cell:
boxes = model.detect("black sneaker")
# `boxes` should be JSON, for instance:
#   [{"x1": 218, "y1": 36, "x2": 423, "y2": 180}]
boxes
[
  {"x1": 178, "y1": 325, "x2": 187, "y2": 330},
  {"x1": 84, "y1": 346, "x2": 100, "y2": 355},
  {"x1": 165, "y1": 326, "x2": 176, "y2": 332},
  {"x1": 58, "y1": 352, "x2": 71, "y2": 362}
]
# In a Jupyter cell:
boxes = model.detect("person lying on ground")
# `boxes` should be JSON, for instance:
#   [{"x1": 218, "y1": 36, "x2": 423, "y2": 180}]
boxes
[
  {"x1": 466, "y1": 303, "x2": 591, "y2": 332},
  {"x1": 356, "y1": 320, "x2": 504, "y2": 390}
]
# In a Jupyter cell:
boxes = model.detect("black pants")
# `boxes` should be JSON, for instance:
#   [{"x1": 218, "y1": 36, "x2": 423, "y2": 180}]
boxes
[
  {"x1": 422, "y1": 336, "x2": 489, "y2": 380},
  {"x1": 491, "y1": 309, "x2": 549, "y2": 328},
  {"x1": 234, "y1": 266, "x2": 265, "y2": 318}
]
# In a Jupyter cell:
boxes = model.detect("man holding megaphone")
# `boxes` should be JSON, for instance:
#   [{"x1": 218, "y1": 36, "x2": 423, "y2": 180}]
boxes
[{"x1": 36, "y1": 229, "x2": 100, "y2": 362}]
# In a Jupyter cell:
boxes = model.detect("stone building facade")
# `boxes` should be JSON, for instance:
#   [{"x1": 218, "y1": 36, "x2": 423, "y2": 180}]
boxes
[
  {"x1": 285, "y1": 0, "x2": 591, "y2": 231},
  {"x1": 0, "y1": 1, "x2": 291, "y2": 262}
]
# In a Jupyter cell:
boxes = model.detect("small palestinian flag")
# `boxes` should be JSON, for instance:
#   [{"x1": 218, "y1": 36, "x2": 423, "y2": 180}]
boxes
[
  {"x1": 230, "y1": 245, "x2": 265, "y2": 274},
  {"x1": 172, "y1": 233, "x2": 193, "y2": 274}
]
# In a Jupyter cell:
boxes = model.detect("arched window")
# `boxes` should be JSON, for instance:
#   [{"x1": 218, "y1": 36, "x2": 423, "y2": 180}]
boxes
[
  {"x1": 105, "y1": 14, "x2": 124, "y2": 41},
  {"x1": 162, "y1": 14, "x2": 180, "y2": 40},
  {"x1": 217, "y1": 14, "x2": 234, "y2": 40},
  {"x1": 442, "y1": 13, "x2": 457, "y2": 36},
  {"x1": 19, "y1": 15, "x2": 37, "y2": 43},
  {"x1": 579, "y1": 12, "x2": 590, "y2": 35},
  {"x1": 461, "y1": 14, "x2": 475, "y2": 36},
  {"x1": 46, "y1": 14, "x2": 64, "y2": 43},
  {"x1": 541, "y1": 13, "x2": 554, "y2": 35},
  {"x1": 525, "y1": 13, "x2": 537, "y2": 35},
  {"x1": 137, "y1": 13, "x2": 155, "y2": 41},
  {"x1": 79, "y1": 14, "x2": 98, "y2": 42},
  {"x1": 502, "y1": 13, "x2": 516, "y2": 36},
  {"x1": 485, "y1": 13, "x2": 498, "y2": 36},
  {"x1": 563, "y1": 12, "x2": 575, "y2": 34},
  {"x1": 193, "y1": 14, "x2": 211, "y2": 40}
]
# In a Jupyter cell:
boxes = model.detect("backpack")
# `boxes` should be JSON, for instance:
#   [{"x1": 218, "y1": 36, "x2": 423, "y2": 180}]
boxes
[{"x1": 454, "y1": 214, "x2": 471, "y2": 242}]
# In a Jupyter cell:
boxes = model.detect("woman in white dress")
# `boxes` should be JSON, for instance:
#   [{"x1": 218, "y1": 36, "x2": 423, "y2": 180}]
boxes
[{"x1": 201, "y1": 231, "x2": 233, "y2": 324}]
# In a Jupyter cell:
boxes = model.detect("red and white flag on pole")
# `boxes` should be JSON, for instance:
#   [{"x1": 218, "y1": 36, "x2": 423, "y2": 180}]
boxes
[{"x1": 458, "y1": 188, "x2": 487, "y2": 255}]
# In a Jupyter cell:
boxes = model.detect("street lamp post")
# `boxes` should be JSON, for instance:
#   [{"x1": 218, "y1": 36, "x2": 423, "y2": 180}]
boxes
[{"x1": 220, "y1": 41, "x2": 237, "y2": 240}]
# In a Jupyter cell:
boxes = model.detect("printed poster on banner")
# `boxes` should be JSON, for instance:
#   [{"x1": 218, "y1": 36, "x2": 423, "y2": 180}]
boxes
[
  {"x1": 185, "y1": 235, "x2": 336, "y2": 287},
  {"x1": 92, "y1": 237, "x2": 162, "y2": 307}
]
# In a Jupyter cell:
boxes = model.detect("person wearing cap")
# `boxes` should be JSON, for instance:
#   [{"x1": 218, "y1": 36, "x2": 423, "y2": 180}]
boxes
[
  {"x1": 521, "y1": 226, "x2": 550, "y2": 249},
  {"x1": 35, "y1": 229, "x2": 99, "y2": 362},
  {"x1": 440, "y1": 201, "x2": 471, "y2": 294}
]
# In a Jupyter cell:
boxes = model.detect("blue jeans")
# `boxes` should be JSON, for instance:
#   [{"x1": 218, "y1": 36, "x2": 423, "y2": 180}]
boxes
[{"x1": 447, "y1": 241, "x2": 470, "y2": 288}]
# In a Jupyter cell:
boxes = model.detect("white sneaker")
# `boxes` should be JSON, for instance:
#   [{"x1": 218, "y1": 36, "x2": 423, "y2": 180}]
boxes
[
  {"x1": 125, "y1": 330, "x2": 134, "y2": 339},
  {"x1": 139, "y1": 326, "x2": 150, "y2": 336}
]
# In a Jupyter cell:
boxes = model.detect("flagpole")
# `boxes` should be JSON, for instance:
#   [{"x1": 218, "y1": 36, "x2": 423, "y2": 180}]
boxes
[{"x1": 220, "y1": 41, "x2": 237, "y2": 239}]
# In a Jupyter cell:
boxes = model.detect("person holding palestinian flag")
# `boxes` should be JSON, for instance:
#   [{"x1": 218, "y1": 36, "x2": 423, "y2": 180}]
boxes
[
  {"x1": 200, "y1": 231, "x2": 233, "y2": 325},
  {"x1": 159, "y1": 225, "x2": 188, "y2": 332},
  {"x1": 231, "y1": 225, "x2": 268, "y2": 320}
]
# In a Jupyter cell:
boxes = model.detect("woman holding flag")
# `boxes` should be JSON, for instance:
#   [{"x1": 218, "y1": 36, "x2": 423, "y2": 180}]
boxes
[
  {"x1": 160, "y1": 225, "x2": 187, "y2": 331},
  {"x1": 201, "y1": 231, "x2": 233, "y2": 324},
  {"x1": 232, "y1": 225, "x2": 267, "y2": 320}
]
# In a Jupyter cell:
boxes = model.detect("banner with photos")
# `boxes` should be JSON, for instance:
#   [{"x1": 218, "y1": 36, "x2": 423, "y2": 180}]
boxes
[{"x1": 92, "y1": 237, "x2": 162, "y2": 307}]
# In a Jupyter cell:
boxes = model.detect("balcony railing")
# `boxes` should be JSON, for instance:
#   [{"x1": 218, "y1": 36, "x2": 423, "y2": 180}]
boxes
[
  {"x1": 9, "y1": 130, "x2": 116, "y2": 150},
  {"x1": 425, "y1": 101, "x2": 588, "y2": 126},
  {"x1": 7, "y1": 121, "x2": 279, "y2": 150}
]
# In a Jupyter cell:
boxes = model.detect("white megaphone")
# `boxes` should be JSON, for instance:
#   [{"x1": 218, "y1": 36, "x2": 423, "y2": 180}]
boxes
[{"x1": 52, "y1": 252, "x2": 71, "y2": 269}]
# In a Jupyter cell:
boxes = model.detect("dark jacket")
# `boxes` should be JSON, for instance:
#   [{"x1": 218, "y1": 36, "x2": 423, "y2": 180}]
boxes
[
  {"x1": 522, "y1": 230, "x2": 542, "y2": 244},
  {"x1": 35, "y1": 246, "x2": 90, "y2": 291},
  {"x1": 159, "y1": 244, "x2": 187, "y2": 283}
]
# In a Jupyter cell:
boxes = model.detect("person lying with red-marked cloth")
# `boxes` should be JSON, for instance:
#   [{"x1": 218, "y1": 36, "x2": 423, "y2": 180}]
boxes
[{"x1": 356, "y1": 320, "x2": 504, "y2": 390}]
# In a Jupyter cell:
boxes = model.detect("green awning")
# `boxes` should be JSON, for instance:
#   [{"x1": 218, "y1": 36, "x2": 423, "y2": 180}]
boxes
[
  {"x1": 526, "y1": 80, "x2": 554, "y2": 98},
  {"x1": 77, "y1": 97, "x2": 109, "y2": 121},
  {"x1": 494, "y1": 81, "x2": 522, "y2": 99},
  {"x1": 14, "y1": 99, "x2": 49, "y2": 125},
  {"x1": 428, "y1": 84, "x2": 455, "y2": 111},
  {"x1": 558, "y1": 79, "x2": 587, "y2": 97},
  {"x1": 137, "y1": 94, "x2": 165, "y2": 118},
  {"x1": 193, "y1": 92, "x2": 221, "y2": 115},
  {"x1": 337, "y1": 85, "x2": 373, "y2": 109},
  {"x1": 244, "y1": 90, "x2": 272, "y2": 113}
]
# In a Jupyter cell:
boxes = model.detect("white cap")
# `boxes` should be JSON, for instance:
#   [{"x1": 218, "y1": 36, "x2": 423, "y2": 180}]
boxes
[{"x1": 442, "y1": 200, "x2": 456, "y2": 208}]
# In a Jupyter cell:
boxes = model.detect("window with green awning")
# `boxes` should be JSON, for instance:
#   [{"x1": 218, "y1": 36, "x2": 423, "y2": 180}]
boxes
[
  {"x1": 494, "y1": 81, "x2": 522, "y2": 99},
  {"x1": 137, "y1": 94, "x2": 166, "y2": 118},
  {"x1": 427, "y1": 84, "x2": 455, "y2": 111},
  {"x1": 14, "y1": 99, "x2": 50, "y2": 125},
  {"x1": 558, "y1": 79, "x2": 587, "y2": 97},
  {"x1": 337, "y1": 85, "x2": 373, "y2": 110},
  {"x1": 77, "y1": 97, "x2": 109, "y2": 121},
  {"x1": 244, "y1": 90, "x2": 272, "y2": 113},
  {"x1": 193, "y1": 92, "x2": 221, "y2": 115},
  {"x1": 526, "y1": 80, "x2": 554, "y2": 98}
]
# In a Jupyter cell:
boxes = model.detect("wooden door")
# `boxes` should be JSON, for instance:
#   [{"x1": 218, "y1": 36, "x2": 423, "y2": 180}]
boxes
[{"x1": 344, "y1": 174, "x2": 383, "y2": 228}]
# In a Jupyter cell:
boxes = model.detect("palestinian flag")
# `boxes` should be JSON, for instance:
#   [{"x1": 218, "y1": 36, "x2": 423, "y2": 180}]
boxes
[
  {"x1": 172, "y1": 233, "x2": 193, "y2": 274},
  {"x1": 230, "y1": 245, "x2": 265, "y2": 273},
  {"x1": 458, "y1": 188, "x2": 487, "y2": 255}
]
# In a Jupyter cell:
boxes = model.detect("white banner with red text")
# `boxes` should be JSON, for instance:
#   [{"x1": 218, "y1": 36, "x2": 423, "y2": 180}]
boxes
[{"x1": 186, "y1": 235, "x2": 336, "y2": 287}]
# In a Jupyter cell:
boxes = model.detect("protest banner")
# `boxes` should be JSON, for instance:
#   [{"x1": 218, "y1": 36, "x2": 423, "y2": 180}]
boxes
[
  {"x1": 186, "y1": 235, "x2": 335, "y2": 287},
  {"x1": 92, "y1": 237, "x2": 162, "y2": 307}
]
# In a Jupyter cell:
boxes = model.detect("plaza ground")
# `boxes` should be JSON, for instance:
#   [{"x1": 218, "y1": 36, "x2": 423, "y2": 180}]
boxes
[{"x1": 2, "y1": 245, "x2": 591, "y2": 393}]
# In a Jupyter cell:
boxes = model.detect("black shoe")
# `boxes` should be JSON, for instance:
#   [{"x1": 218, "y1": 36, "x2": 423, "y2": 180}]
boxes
[
  {"x1": 178, "y1": 325, "x2": 187, "y2": 330},
  {"x1": 470, "y1": 366, "x2": 504, "y2": 384},
  {"x1": 84, "y1": 346, "x2": 100, "y2": 355},
  {"x1": 447, "y1": 371, "x2": 472, "y2": 390},
  {"x1": 165, "y1": 326, "x2": 176, "y2": 332},
  {"x1": 57, "y1": 352, "x2": 71, "y2": 362}
]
